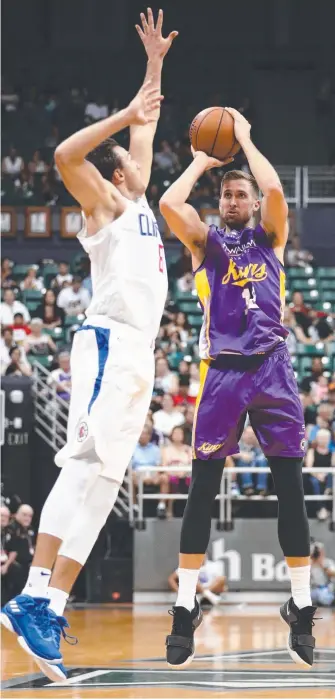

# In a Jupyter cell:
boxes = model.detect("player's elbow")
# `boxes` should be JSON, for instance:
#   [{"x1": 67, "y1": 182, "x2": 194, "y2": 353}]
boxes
[
  {"x1": 159, "y1": 196, "x2": 172, "y2": 215},
  {"x1": 54, "y1": 146, "x2": 67, "y2": 166}
]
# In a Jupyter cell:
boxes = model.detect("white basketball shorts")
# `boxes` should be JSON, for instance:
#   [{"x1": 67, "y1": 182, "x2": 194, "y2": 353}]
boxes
[{"x1": 55, "y1": 316, "x2": 155, "y2": 483}]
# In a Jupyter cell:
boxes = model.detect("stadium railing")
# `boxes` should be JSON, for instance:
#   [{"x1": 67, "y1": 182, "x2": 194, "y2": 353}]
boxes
[{"x1": 133, "y1": 465, "x2": 335, "y2": 529}]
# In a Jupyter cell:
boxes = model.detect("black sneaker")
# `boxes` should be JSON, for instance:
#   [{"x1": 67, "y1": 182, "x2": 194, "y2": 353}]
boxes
[
  {"x1": 280, "y1": 597, "x2": 318, "y2": 668},
  {"x1": 166, "y1": 599, "x2": 203, "y2": 668}
]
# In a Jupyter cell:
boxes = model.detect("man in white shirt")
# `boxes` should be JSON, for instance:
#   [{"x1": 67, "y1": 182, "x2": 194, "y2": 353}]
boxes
[
  {"x1": 0, "y1": 289, "x2": 31, "y2": 325},
  {"x1": 57, "y1": 277, "x2": 90, "y2": 316},
  {"x1": 0, "y1": 327, "x2": 30, "y2": 375},
  {"x1": 51, "y1": 262, "x2": 73, "y2": 291},
  {"x1": 310, "y1": 542, "x2": 335, "y2": 606},
  {"x1": 168, "y1": 553, "x2": 227, "y2": 607},
  {"x1": 84, "y1": 98, "x2": 109, "y2": 123},
  {"x1": 153, "y1": 393, "x2": 184, "y2": 437}
]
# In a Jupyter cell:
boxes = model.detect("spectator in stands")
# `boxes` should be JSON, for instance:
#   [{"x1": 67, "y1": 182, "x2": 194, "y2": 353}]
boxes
[
  {"x1": 14, "y1": 169, "x2": 34, "y2": 200},
  {"x1": 51, "y1": 262, "x2": 73, "y2": 292},
  {"x1": 168, "y1": 552, "x2": 227, "y2": 608},
  {"x1": 311, "y1": 375, "x2": 330, "y2": 405},
  {"x1": 158, "y1": 426, "x2": 192, "y2": 518},
  {"x1": 307, "y1": 403, "x2": 335, "y2": 443},
  {"x1": 79, "y1": 257, "x2": 92, "y2": 298},
  {"x1": 189, "y1": 362, "x2": 200, "y2": 398},
  {"x1": 2, "y1": 147, "x2": 24, "y2": 176},
  {"x1": 176, "y1": 271, "x2": 195, "y2": 293},
  {"x1": 283, "y1": 307, "x2": 313, "y2": 355},
  {"x1": 1, "y1": 258, "x2": 15, "y2": 289},
  {"x1": 1, "y1": 82, "x2": 19, "y2": 112},
  {"x1": 25, "y1": 318, "x2": 56, "y2": 356},
  {"x1": 48, "y1": 351, "x2": 71, "y2": 401},
  {"x1": 131, "y1": 424, "x2": 164, "y2": 509},
  {"x1": 2, "y1": 504, "x2": 35, "y2": 597},
  {"x1": 34, "y1": 289, "x2": 65, "y2": 328},
  {"x1": 40, "y1": 174, "x2": 59, "y2": 206},
  {"x1": 174, "y1": 311, "x2": 191, "y2": 344},
  {"x1": 0, "y1": 289, "x2": 30, "y2": 325},
  {"x1": 172, "y1": 374, "x2": 193, "y2": 408},
  {"x1": 5, "y1": 346, "x2": 32, "y2": 377},
  {"x1": 154, "y1": 357, "x2": 179, "y2": 394},
  {"x1": 301, "y1": 357, "x2": 326, "y2": 393},
  {"x1": 1, "y1": 505, "x2": 13, "y2": 604},
  {"x1": 234, "y1": 426, "x2": 268, "y2": 496},
  {"x1": 286, "y1": 234, "x2": 313, "y2": 268},
  {"x1": 20, "y1": 267, "x2": 44, "y2": 292},
  {"x1": 10, "y1": 313, "x2": 31, "y2": 346},
  {"x1": 0, "y1": 328, "x2": 15, "y2": 374},
  {"x1": 170, "y1": 247, "x2": 192, "y2": 280},
  {"x1": 154, "y1": 140, "x2": 180, "y2": 172},
  {"x1": 310, "y1": 541, "x2": 335, "y2": 607},
  {"x1": 84, "y1": 95, "x2": 109, "y2": 123},
  {"x1": 28, "y1": 150, "x2": 48, "y2": 175},
  {"x1": 178, "y1": 358, "x2": 190, "y2": 376},
  {"x1": 182, "y1": 404, "x2": 195, "y2": 446},
  {"x1": 57, "y1": 276, "x2": 90, "y2": 316},
  {"x1": 305, "y1": 429, "x2": 334, "y2": 521},
  {"x1": 153, "y1": 392, "x2": 185, "y2": 437},
  {"x1": 291, "y1": 291, "x2": 332, "y2": 341},
  {"x1": 44, "y1": 125, "x2": 59, "y2": 151},
  {"x1": 160, "y1": 292, "x2": 179, "y2": 327}
]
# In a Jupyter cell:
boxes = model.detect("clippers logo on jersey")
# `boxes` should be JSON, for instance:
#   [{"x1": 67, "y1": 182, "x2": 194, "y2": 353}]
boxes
[
  {"x1": 138, "y1": 213, "x2": 160, "y2": 238},
  {"x1": 222, "y1": 259, "x2": 268, "y2": 287},
  {"x1": 77, "y1": 421, "x2": 88, "y2": 442}
]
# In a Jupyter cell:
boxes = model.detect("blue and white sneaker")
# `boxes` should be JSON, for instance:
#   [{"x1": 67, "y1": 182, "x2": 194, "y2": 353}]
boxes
[
  {"x1": 34, "y1": 611, "x2": 77, "y2": 682},
  {"x1": 0, "y1": 595, "x2": 69, "y2": 682}
]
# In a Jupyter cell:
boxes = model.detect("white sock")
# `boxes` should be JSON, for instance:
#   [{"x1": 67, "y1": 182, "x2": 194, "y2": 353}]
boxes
[
  {"x1": 21, "y1": 566, "x2": 51, "y2": 598},
  {"x1": 175, "y1": 568, "x2": 199, "y2": 611},
  {"x1": 47, "y1": 587, "x2": 69, "y2": 617},
  {"x1": 289, "y1": 565, "x2": 312, "y2": 609},
  {"x1": 203, "y1": 589, "x2": 220, "y2": 606}
]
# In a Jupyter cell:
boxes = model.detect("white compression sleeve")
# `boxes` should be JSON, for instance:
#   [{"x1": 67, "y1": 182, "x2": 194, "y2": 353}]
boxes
[{"x1": 58, "y1": 474, "x2": 120, "y2": 565}]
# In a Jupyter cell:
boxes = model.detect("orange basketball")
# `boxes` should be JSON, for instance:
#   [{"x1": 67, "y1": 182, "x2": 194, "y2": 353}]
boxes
[{"x1": 189, "y1": 107, "x2": 241, "y2": 160}]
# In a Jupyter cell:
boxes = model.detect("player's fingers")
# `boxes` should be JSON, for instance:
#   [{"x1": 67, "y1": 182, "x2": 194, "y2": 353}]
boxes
[
  {"x1": 135, "y1": 25, "x2": 145, "y2": 40},
  {"x1": 147, "y1": 7, "x2": 154, "y2": 30},
  {"x1": 156, "y1": 9, "x2": 163, "y2": 33},
  {"x1": 168, "y1": 31, "x2": 179, "y2": 42},
  {"x1": 140, "y1": 12, "x2": 149, "y2": 34},
  {"x1": 223, "y1": 157, "x2": 234, "y2": 165},
  {"x1": 225, "y1": 107, "x2": 238, "y2": 119}
]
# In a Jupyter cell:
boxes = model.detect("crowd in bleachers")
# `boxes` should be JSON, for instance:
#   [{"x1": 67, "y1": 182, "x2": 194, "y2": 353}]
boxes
[{"x1": 1, "y1": 251, "x2": 334, "y2": 520}]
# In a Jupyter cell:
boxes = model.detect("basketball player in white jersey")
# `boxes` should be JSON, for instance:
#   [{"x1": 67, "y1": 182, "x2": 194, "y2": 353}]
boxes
[{"x1": 1, "y1": 9, "x2": 178, "y2": 681}]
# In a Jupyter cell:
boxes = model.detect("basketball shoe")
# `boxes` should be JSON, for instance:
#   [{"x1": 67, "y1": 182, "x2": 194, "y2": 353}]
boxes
[
  {"x1": 166, "y1": 598, "x2": 203, "y2": 668},
  {"x1": 0, "y1": 595, "x2": 73, "y2": 682},
  {"x1": 280, "y1": 596, "x2": 318, "y2": 668}
]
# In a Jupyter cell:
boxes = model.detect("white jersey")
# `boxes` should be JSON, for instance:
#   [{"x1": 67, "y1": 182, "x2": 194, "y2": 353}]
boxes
[{"x1": 77, "y1": 196, "x2": 168, "y2": 342}]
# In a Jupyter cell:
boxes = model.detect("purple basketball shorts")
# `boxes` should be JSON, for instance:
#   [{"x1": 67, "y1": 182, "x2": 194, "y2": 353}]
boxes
[{"x1": 192, "y1": 343, "x2": 306, "y2": 460}]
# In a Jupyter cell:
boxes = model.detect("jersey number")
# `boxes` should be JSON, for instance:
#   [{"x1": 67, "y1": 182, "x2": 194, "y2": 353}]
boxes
[{"x1": 158, "y1": 245, "x2": 164, "y2": 274}]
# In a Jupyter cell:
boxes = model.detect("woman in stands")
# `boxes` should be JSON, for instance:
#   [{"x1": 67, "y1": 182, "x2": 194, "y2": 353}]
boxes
[
  {"x1": 34, "y1": 289, "x2": 65, "y2": 329},
  {"x1": 158, "y1": 426, "x2": 192, "y2": 519}
]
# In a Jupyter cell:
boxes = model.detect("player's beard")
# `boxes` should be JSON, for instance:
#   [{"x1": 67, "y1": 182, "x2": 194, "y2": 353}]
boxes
[{"x1": 221, "y1": 212, "x2": 251, "y2": 231}]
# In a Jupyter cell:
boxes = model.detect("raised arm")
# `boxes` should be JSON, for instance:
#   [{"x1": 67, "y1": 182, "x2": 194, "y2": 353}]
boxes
[
  {"x1": 159, "y1": 150, "x2": 230, "y2": 263},
  {"x1": 226, "y1": 108, "x2": 288, "y2": 256},
  {"x1": 55, "y1": 82, "x2": 163, "y2": 216},
  {"x1": 130, "y1": 8, "x2": 178, "y2": 190}
]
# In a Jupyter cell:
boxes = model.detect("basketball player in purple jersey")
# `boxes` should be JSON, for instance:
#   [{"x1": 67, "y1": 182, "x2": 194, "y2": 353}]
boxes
[{"x1": 160, "y1": 108, "x2": 317, "y2": 669}]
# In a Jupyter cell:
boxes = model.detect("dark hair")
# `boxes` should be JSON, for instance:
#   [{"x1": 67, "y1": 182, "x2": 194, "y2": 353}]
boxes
[
  {"x1": 9, "y1": 345, "x2": 19, "y2": 357},
  {"x1": 13, "y1": 313, "x2": 24, "y2": 321},
  {"x1": 86, "y1": 137, "x2": 122, "y2": 181},
  {"x1": 221, "y1": 170, "x2": 259, "y2": 197},
  {"x1": 179, "y1": 374, "x2": 190, "y2": 387}
]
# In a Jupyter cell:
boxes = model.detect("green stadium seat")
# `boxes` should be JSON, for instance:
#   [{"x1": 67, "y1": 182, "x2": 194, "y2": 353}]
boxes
[
  {"x1": 64, "y1": 315, "x2": 84, "y2": 328},
  {"x1": 299, "y1": 356, "x2": 313, "y2": 372},
  {"x1": 22, "y1": 290, "x2": 43, "y2": 302},
  {"x1": 290, "y1": 279, "x2": 317, "y2": 291},
  {"x1": 26, "y1": 300, "x2": 41, "y2": 313},
  {"x1": 316, "y1": 268, "x2": 335, "y2": 279},
  {"x1": 13, "y1": 264, "x2": 38, "y2": 280},
  {"x1": 296, "y1": 343, "x2": 325, "y2": 356},
  {"x1": 321, "y1": 291, "x2": 335, "y2": 303},
  {"x1": 178, "y1": 301, "x2": 201, "y2": 314},
  {"x1": 44, "y1": 327, "x2": 66, "y2": 344},
  {"x1": 28, "y1": 355, "x2": 53, "y2": 370},
  {"x1": 174, "y1": 290, "x2": 198, "y2": 302},
  {"x1": 286, "y1": 267, "x2": 314, "y2": 280},
  {"x1": 188, "y1": 314, "x2": 203, "y2": 328},
  {"x1": 319, "y1": 279, "x2": 335, "y2": 290}
]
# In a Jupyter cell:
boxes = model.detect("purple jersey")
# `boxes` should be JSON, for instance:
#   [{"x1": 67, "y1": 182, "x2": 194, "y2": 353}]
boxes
[{"x1": 194, "y1": 223, "x2": 288, "y2": 358}]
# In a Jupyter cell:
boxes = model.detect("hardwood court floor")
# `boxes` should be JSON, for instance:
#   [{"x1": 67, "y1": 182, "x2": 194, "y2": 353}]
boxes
[{"x1": 1, "y1": 604, "x2": 335, "y2": 698}]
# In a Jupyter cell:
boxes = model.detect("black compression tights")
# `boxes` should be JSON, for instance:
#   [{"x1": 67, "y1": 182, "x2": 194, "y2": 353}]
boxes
[{"x1": 180, "y1": 456, "x2": 310, "y2": 558}]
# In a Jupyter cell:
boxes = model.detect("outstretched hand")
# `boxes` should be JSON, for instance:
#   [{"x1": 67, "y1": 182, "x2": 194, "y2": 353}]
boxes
[
  {"x1": 135, "y1": 8, "x2": 178, "y2": 59},
  {"x1": 127, "y1": 81, "x2": 164, "y2": 126},
  {"x1": 191, "y1": 146, "x2": 234, "y2": 171}
]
